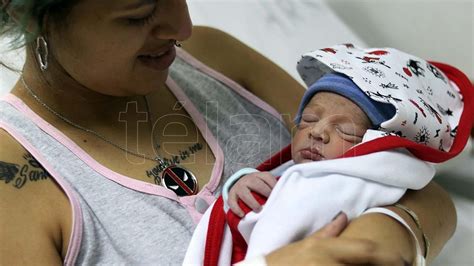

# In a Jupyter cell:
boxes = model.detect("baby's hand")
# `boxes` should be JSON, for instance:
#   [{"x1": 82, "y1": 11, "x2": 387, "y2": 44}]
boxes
[{"x1": 228, "y1": 171, "x2": 277, "y2": 217}]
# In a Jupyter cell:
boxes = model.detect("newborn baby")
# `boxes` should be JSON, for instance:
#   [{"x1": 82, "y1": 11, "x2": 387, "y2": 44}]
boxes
[
  {"x1": 184, "y1": 44, "x2": 467, "y2": 266},
  {"x1": 226, "y1": 72, "x2": 392, "y2": 217}
]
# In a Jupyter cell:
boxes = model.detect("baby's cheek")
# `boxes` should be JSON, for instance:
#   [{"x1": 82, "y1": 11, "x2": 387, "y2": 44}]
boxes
[
  {"x1": 341, "y1": 140, "x2": 359, "y2": 154},
  {"x1": 291, "y1": 131, "x2": 305, "y2": 148},
  {"x1": 343, "y1": 141, "x2": 355, "y2": 151}
]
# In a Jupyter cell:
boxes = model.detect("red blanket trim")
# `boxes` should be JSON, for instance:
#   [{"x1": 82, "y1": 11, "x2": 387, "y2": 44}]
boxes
[
  {"x1": 204, "y1": 197, "x2": 226, "y2": 266},
  {"x1": 256, "y1": 144, "x2": 293, "y2": 172}
]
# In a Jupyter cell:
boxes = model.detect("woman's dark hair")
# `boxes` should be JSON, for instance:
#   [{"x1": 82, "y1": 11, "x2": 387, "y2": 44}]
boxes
[{"x1": 1, "y1": 0, "x2": 77, "y2": 49}]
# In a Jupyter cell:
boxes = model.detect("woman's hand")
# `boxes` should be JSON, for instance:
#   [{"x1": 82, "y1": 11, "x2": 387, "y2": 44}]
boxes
[
  {"x1": 265, "y1": 213, "x2": 408, "y2": 266},
  {"x1": 228, "y1": 172, "x2": 277, "y2": 217}
]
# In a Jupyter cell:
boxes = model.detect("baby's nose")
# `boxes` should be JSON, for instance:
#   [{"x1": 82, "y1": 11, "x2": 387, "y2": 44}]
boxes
[{"x1": 309, "y1": 123, "x2": 330, "y2": 144}]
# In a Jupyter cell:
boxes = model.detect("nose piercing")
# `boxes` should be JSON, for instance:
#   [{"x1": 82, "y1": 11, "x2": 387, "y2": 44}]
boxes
[{"x1": 174, "y1": 40, "x2": 182, "y2": 47}]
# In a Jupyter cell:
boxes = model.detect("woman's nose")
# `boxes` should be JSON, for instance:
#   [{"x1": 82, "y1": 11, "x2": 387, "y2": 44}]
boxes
[
  {"x1": 151, "y1": 0, "x2": 193, "y2": 41},
  {"x1": 309, "y1": 123, "x2": 330, "y2": 144}
]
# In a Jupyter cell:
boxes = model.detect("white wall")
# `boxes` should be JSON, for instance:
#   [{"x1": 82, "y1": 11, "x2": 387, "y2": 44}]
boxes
[
  {"x1": 186, "y1": 0, "x2": 366, "y2": 82},
  {"x1": 325, "y1": 0, "x2": 473, "y2": 81}
]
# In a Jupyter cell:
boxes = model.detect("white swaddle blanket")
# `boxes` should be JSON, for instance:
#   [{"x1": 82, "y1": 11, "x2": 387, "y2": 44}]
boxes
[
  {"x1": 184, "y1": 131, "x2": 435, "y2": 264},
  {"x1": 242, "y1": 146, "x2": 433, "y2": 258}
]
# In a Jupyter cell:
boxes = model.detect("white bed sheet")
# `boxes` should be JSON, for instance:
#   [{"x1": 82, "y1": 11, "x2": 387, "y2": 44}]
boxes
[{"x1": 0, "y1": 0, "x2": 472, "y2": 264}]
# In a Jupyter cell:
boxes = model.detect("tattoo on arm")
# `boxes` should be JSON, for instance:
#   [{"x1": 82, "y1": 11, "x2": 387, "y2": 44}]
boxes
[
  {"x1": 0, "y1": 161, "x2": 19, "y2": 184},
  {"x1": 0, "y1": 153, "x2": 50, "y2": 189}
]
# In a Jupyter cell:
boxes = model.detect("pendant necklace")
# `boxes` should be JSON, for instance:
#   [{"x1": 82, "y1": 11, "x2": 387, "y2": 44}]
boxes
[
  {"x1": 143, "y1": 95, "x2": 199, "y2": 196},
  {"x1": 21, "y1": 76, "x2": 199, "y2": 196}
]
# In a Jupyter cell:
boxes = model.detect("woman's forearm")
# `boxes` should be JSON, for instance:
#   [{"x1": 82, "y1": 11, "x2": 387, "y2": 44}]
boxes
[
  {"x1": 340, "y1": 211, "x2": 416, "y2": 263},
  {"x1": 393, "y1": 181, "x2": 456, "y2": 263},
  {"x1": 340, "y1": 181, "x2": 456, "y2": 264}
]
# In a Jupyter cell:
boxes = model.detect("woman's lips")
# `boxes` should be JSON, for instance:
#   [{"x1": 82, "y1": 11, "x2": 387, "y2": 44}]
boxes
[
  {"x1": 138, "y1": 46, "x2": 176, "y2": 71},
  {"x1": 300, "y1": 148, "x2": 324, "y2": 161}
]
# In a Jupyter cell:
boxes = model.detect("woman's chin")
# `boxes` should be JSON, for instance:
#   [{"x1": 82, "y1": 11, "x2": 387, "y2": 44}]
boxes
[{"x1": 133, "y1": 74, "x2": 169, "y2": 95}]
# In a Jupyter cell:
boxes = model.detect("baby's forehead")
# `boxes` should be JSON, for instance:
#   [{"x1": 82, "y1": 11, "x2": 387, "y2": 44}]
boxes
[
  {"x1": 305, "y1": 92, "x2": 362, "y2": 111},
  {"x1": 303, "y1": 92, "x2": 369, "y2": 122}
]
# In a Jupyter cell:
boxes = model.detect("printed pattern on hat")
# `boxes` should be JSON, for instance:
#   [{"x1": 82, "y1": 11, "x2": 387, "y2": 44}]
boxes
[{"x1": 297, "y1": 44, "x2": 463, "y2": 152}]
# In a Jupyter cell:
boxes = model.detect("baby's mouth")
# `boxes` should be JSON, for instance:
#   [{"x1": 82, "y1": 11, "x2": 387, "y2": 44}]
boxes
[{"x1": 300, "y1": 148, "x2": 324, "y2": 161}]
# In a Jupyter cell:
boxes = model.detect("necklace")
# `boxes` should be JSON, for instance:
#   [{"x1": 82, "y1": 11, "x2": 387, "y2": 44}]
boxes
[{"x1": 20, "y1": 76, "x2": 199, "y2": 196}]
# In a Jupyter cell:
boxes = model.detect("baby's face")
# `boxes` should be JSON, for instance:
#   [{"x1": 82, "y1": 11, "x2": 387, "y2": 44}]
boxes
[{"x1": 292, "y1": 92, "x2": 371, "y2": 163}]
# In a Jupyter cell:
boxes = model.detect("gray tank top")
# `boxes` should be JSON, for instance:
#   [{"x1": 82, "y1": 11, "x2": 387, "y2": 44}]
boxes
[{"x1": 0, "y1": 49, "x2": 291, "y2": 265}]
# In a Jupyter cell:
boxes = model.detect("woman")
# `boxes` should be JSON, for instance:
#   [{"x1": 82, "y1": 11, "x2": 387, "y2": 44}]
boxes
[{"x1": 0, "y1": 0, "x2": 455, "y2": 265}]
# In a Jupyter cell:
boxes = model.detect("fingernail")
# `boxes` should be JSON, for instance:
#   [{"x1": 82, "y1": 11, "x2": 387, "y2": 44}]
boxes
[{"x1": 332, "y1": 211, "x2": 345, "y2": 221}]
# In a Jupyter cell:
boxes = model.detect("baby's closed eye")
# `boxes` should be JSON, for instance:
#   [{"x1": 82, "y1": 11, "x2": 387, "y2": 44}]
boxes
[{"x1": 335, "y1": 125, "x2": 365, "y2": 142}]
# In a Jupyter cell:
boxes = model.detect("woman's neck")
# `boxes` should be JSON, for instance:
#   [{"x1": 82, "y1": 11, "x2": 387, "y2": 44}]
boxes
[{"x1": 11, "y1": 47, "x2": 155, "y2": 128}]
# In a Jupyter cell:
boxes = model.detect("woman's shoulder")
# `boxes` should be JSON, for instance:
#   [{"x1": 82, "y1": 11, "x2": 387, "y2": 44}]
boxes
[
  {"x1": 0, "y1": 129, "x2": 71, "y2": 262},
  {"x1": 182, "y1": 26, "x2": 305, "y2": 129},
  {"x1": 181, "y1": 26, "x2": 251, "y2": 85}
]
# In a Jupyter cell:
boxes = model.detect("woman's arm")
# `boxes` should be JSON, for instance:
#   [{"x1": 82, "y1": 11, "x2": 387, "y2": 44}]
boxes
[
  {"x1": 265, "y1": 212, "x2": 406, "y2": 265},
  {"x1": 0, "y1": 129, "x2": 71, "y2": 264},
  {"x1": 183, "y1": 26, "x2": 457, "y2": 263},
  {"x1": 341, "y1": 181, "x2": 456, "y2": 264}
]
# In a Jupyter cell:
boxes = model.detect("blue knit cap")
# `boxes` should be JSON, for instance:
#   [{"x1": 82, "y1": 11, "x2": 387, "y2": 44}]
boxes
[{"x1": 294, "y1": 73, "x2": 396, "y2": 128}]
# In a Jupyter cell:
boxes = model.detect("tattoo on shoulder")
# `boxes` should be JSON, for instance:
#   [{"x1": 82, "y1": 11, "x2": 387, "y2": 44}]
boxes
[{"x1": 0, "y1": 153, "x2": 50, "y2": 189}]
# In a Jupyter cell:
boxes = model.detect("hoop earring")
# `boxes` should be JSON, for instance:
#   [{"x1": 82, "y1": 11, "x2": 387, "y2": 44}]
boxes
[
  {"x1": 35, "y1": 36, "x2": 49, "y2": 71},
  {"x1": 174, "y1": 40, "x2": 182, "y2": 47}
]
